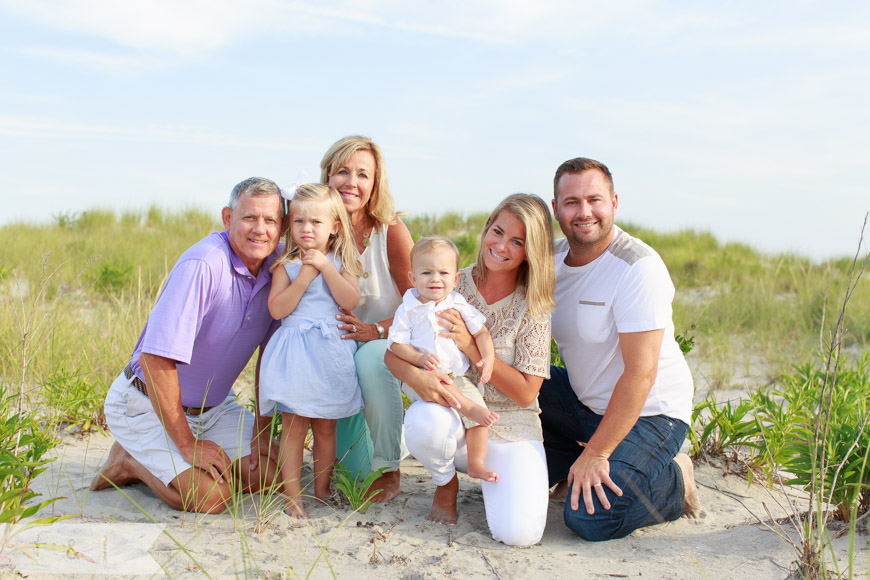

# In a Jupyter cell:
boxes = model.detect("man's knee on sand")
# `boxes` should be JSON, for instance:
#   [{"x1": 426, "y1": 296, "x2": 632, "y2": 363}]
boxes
[
  {"x1": 561, "y1": 495, "x2": 636, "y2": 542},
  {"x1": 172, "y1": 469, "x2": 234, "y2": 514},
  {"x1": 564, "y1": 514, "x2": 627, "y2": 542}
]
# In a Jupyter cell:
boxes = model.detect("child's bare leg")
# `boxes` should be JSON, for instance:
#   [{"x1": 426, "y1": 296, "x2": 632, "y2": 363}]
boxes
[
  {"x1": 446, "y1": 385, "x2": 499, "y2": 427},
  {"x1": 280, "y1": 412, "x2": 310, "y2": 519},
  {"x1": 310, "y1": 418, "x2": 337, "y2": 500},
  {"x1": 465, "y1": 426, "x2": 498, "y2": 482}
]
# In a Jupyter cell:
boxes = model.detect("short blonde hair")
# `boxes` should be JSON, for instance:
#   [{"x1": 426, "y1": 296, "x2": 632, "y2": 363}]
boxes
[
  {"x1": 272, "y1": 183, "x2": 363, "y2": 277},
  {"x1": 474, "y1": 194, "x2": 556, "y2": 318},
  {"x1": 320, "y1": 135, "x2": 399, "y2": 229},
  {"x1": 410, "y1": 236, "x2": 460, "y2": 271}
]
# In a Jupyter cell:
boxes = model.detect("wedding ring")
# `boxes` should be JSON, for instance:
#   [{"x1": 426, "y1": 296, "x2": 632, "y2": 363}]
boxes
[
  {"x1": 593, "y1": 483, "x2": 603, "y2": 488},
  {"x1": 451, "y1": 324, "x2": 456, "y2": 331},
  {"x1": 351, "y1": 325, "x2": 357, "y2": 333}
]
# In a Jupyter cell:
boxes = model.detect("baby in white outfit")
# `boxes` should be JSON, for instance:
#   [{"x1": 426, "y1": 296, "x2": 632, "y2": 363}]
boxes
[{"x1": 388, "y1": 236, "x2": 499, "y2": 482}]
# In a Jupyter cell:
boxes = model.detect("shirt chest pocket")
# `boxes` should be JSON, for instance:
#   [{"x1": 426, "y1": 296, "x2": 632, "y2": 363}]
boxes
[{"x1": 576, "y1": 300, "x2": 613, "y2": 344}]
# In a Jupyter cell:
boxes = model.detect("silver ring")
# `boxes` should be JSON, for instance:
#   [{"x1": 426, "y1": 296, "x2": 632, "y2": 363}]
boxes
[
  {"x1": 451, "y1": 324, "x2": 456, "y2": 332},
  {"x1": 593, "y1": 483, "x2": 603, "y2": 488},
  {"x1": 351, "y1": 325, "x2": 357, "y2": 333}
]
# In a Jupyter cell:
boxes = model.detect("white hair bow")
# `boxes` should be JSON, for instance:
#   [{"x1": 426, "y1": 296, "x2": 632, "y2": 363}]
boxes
[{"x1": 280, "y1": 171, "x2": 309, "y2": 201}]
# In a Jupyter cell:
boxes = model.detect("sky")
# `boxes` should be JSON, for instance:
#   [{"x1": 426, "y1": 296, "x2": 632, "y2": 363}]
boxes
[{"x1": 1, "y1": 0, "x2": 868, "y2": 261}]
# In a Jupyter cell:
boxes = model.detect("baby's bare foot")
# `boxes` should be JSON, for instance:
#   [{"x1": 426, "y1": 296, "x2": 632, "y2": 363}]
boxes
[
  {"x1": 284, "y1": 497, "x2": 309, "y2": 520},
  {"x1": 467, "y1": 463, "x2": 498, "y2": 483},
  {"x1": 466, "y1": 406, "x2": 499, "y2": 427}
]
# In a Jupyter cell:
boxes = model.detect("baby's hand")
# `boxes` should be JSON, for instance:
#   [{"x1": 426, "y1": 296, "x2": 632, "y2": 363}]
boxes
[
  {"x1": 477, "y1": 356, "x2": 494, "y2": 385},
  {"x1": 419, "y1": 353, "x2": 440, "y2": 371},
  {"x1": 301, "y1": 249, "x2": 328, "y2": 271}
]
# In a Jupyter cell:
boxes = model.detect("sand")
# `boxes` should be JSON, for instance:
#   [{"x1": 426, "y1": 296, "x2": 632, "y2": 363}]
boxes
[{"x1": 3, "y1": 427, "x2": 866, "y2": 580}]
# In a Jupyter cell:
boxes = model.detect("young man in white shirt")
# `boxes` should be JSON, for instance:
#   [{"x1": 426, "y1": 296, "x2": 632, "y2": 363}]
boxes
[{"x1": 541, "y1": 157, "x2": 701, "y2": 541}]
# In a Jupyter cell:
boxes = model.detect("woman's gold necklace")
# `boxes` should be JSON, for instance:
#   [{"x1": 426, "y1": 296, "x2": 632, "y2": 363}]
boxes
[{"x1": 362, "y1": 227, "x2": 372, "y2": 247}]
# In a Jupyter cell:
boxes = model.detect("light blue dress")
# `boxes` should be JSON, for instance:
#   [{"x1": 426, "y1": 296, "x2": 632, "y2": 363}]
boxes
[{"x1": 259, "y1": 253, "x2": 363, "y2": 419}]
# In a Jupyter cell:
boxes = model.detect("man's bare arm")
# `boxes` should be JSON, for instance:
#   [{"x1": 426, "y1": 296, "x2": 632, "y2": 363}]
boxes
[{"x1": 566, "y1": 329, "x2": 664, "y2": 514}]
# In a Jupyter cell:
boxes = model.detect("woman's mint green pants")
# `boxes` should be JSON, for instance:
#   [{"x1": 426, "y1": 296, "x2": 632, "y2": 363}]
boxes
[{"x1": 336, "y1": 339, "x2": 405, "y2": 476}]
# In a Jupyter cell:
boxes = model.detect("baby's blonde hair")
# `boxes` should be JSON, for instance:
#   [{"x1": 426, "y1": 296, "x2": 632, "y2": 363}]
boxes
[
  {"x1": 410, "y1": 236, "x2": 460, "y2": 271},
  {"x1": 272, "y1": 183, "x2": 363, "y2": 277}
]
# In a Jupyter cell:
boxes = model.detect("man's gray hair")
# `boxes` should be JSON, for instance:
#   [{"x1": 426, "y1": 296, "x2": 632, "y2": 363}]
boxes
[{"x1": 228, "y1": 177, "x2": 282, "y2": 211}]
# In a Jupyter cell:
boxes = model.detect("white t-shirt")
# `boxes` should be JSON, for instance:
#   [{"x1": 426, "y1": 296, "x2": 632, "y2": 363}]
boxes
[
  {"x1": 551, "y1": 226, "x2": 693, "y2": 425},
  {"x1": 388, "y1": 289, "x2": 486, "y2": 375}
]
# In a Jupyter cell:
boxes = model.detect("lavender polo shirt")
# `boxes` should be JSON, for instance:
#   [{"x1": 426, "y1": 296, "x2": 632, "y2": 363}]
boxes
[{"x1": 128, "y1": 231, "x2": 280, "y2": 408}]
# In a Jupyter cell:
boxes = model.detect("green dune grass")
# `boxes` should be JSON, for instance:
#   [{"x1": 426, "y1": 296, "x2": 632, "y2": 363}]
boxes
[{"x1": 2, "y1": 206, "x2": 865, "y2": 390}]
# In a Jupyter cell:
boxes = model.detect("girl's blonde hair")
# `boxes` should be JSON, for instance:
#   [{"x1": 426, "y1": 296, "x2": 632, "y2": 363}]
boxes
[
  {"x1": 474, "y1": 193, "x2": 556, "y2": 318},
  {"x1": 320, "y1": 135, "x2": 401, "y2": 229},
  {"x1": 272, "y1": 183, "x2": 363, "y2": 277}
]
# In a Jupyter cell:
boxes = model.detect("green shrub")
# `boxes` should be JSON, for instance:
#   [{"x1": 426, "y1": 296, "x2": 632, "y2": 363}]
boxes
[
  {"x1": 0, "y1": 383, "x2": 68, "y2": 557},
  {"x1": 38, "y1": 368, "x2": 107, "y2": 432},
  {"x1": 92, "y1": 260, "x2": 134, "y2": 294},
  {"x1": 693, "y1": 353, "x2": 870, "y2": 522},
  {"x1": 692, "y1": 395, "x2": 760, "y2": 459},
  {"x1": 331, "y1": 465, "x2": 386, "y2": 513},
  {"x1": 778, "y1": 355, "x2": 870, "y2": 522}
]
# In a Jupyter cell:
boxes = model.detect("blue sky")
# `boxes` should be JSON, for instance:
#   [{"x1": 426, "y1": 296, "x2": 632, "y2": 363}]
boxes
[{"x1": 1, "y1": 1, "x2": 867, "y2": 261}]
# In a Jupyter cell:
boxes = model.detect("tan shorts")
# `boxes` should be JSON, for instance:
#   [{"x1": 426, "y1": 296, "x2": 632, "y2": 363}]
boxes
[
  {"x1": 103, "y1": 372, "x2": 254, "y2": 486},
  {"x1": 452, "y1": 372, "x2": 488, "y2": 429}
]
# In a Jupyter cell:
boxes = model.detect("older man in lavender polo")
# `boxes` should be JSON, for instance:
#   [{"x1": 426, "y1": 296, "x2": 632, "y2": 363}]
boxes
[{"x1": 90, "y1": 177, "x2": 284, "y2": 513}]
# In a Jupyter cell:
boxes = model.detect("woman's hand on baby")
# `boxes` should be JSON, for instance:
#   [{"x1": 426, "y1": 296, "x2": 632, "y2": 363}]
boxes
[
  {"x1": 415, "y1": 369, "x2": 461, "y2": 409},
  {"x1": 301, "y1": 249, "x2": 329, "y2": 271},
  {"x1": 437, "y1": 309, "x2": 473, "y2": 351}
]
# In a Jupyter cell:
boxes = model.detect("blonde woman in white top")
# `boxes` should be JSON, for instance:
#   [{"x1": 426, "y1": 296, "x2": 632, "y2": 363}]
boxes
[{"x1": 321, "y1": 135, "x2": 414, "y2": 502}]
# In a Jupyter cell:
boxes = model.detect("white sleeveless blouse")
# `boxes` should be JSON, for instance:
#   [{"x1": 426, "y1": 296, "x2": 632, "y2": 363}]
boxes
[{"x1": 353, "y1": 224, "x2": 402, "y2": 325}]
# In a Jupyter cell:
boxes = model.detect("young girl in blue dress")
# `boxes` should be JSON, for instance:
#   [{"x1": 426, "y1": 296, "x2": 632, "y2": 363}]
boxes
[{"x1": 259, "y1": 182, "x2": 363, "y2": 519}]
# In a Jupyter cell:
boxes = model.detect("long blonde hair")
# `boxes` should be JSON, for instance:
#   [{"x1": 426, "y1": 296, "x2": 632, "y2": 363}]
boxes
[
  {"x1": 474, "y1": 194, "x2": 556, "y2": 318},
  {"x1": 320, "y1": 135, "x2": 400, "y2": 229},
  {"x1": 272, "y1": 183, "x2": 363, "y2": 277}
]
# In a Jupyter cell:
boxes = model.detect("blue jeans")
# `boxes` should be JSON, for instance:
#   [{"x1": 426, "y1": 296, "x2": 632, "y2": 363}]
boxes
[
  {"x1": 539, "y1": 365, "x2": 688, "y2": 541},
  {"x1": 335, "y1": 339, "x2": 404, "y2": 476}
]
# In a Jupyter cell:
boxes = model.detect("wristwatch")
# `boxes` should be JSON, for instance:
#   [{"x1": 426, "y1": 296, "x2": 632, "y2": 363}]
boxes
[{"x1": 374, "y1": 322, "x2": 385, "y2": 339}]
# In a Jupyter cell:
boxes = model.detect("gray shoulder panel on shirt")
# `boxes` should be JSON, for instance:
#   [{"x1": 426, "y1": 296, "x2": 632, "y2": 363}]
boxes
[{"x1": 607, "y1": 233, "x2": 652, "y2": 266}]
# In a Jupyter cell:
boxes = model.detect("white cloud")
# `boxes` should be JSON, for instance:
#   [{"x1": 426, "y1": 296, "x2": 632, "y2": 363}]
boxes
[
  {"x1": 0, "y1": 115, "x2": 320, "y2": 151},
  {"x1": 19, "y1": 46, "x2": 168, "y2": 76},
  {"x1": 1, "y1": 0, "x2": 279, "y2": 55},
  {"x1": 6, "y1": 0, "x2": 866, "y2": 66}
]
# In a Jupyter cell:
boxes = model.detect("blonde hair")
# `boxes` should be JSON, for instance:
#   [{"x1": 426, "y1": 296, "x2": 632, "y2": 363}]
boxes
[
  {"x1": 272, "y1": 183, "x2": 363, "y2": 277},
  {"x1": 474, "y1": 194, "x2": 556, "y2": 318},
  {"x1": 410, "y1": 236, "x2": 460, "y2": 271},
  {"x1": 320, "y1": 135, "x2": 400, "y2": 228}
]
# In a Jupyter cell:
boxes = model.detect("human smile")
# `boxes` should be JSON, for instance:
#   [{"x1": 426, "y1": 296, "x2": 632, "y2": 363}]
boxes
[
  {"x1": 574, "y1": 220, "x2": 598, "y2": 231},
  {"x1": 488, "y1": 248, "x2": 509, "y2": 262}
]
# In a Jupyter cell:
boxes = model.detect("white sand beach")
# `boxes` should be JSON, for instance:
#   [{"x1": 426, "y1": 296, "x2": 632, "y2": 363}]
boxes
[{"x1": 5, "y1": 424, "x2": 866, "y2": 580}]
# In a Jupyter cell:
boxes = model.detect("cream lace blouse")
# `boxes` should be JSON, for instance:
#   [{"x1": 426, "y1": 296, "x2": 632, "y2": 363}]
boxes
[{"x1": 456, "y1": 267, "x2": 551, "y2": 442}]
